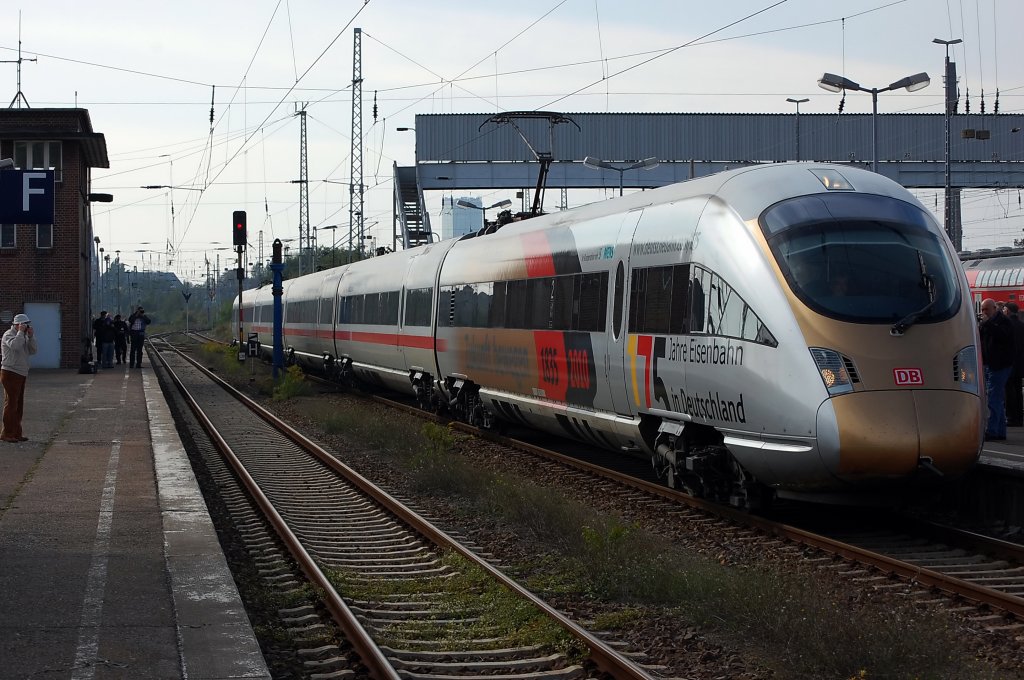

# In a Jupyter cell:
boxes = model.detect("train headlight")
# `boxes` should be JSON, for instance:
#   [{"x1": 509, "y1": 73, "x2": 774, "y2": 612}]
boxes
[
  {"x1": 954, "y1": 346, "x2": 980, "y2": 395},
  {"x1": 810, "y1": 348, "x2": 854, "y2": 396}
]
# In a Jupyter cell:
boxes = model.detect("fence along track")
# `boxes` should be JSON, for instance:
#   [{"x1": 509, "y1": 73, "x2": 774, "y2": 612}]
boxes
[{"x1": 153, "y1": 341, "x2": 658, "y2": 680}]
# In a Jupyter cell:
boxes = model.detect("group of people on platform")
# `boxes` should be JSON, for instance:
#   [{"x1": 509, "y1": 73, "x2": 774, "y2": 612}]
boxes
[
  {"x1": 979, "y1": 298, "x2": 1024, "y2": 440},
  {"x1": 92, "y1": 306, "x2": 150, "y2": 369}
]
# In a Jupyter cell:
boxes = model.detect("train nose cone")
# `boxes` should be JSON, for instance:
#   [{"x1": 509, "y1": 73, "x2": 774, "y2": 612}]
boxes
[{"x1": 818, "y1": 390, "x2": 982, "y2": 482}]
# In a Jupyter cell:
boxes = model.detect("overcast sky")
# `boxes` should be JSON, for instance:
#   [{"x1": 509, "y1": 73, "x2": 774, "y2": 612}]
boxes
[{"x1": 2, "y1": 0, "x2": 1021, "y2": 280}]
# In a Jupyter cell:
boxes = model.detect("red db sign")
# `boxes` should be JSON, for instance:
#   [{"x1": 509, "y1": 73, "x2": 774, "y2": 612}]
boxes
[{"x1": 893, "y1": 368, "x2": 924, "y2": 386}]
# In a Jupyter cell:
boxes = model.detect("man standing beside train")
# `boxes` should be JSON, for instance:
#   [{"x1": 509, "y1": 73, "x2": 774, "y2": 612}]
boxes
[
  {"x1": 1003, "y1": 302, "x2": 1024, "y2": 427},
  {"x1": 980, "y1": 298, "x2": 1015, "y2": 441}
]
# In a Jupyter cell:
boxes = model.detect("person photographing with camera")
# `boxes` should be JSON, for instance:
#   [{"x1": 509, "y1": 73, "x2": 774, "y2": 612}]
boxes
[
  {"x1": 1, "y1": 313, "x2": 38, "y2": 443},
  {"x1": 128, "y1": 306, "x2": 151, "y2": 369}
]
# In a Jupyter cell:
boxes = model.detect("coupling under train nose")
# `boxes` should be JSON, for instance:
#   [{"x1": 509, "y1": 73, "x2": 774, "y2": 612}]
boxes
[{"x1": 816, "y1": 390, "x2": 982, "y2": 483}]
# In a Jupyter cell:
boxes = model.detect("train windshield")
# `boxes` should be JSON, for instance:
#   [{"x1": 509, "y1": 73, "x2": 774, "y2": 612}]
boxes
[{"x1": 760, "y1": 193, "x2": 960, "y2": 325}]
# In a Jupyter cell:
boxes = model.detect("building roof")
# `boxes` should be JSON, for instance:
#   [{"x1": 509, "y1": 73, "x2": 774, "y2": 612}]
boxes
[{"x1": 0, "y1": 108, "x2": 109, "y2": 168}]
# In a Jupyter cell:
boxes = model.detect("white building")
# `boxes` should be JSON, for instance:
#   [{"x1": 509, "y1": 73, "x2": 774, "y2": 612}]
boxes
[{"x1": 440, "y1": 196, "x2": 483, "y2": 240}]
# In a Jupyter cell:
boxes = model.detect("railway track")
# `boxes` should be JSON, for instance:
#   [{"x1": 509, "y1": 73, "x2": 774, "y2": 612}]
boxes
[
  {"x1": 150, "y1": 338, "x2": 663, "y2": 680},
  {"x1": 178, "y1": 333, "x2": 1024, "y2": 630}
]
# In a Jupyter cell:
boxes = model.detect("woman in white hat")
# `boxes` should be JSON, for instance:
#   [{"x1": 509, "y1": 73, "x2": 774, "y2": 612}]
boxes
[{"x1": 1, "y1": 313, "x2": 38, "y2": 442}]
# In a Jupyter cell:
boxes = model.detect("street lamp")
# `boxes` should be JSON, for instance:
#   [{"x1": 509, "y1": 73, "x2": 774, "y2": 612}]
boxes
[
  {"x1": 786, "y1": 97, "x2": 810, "y2": 161},
  {"x1": 140, "y1": 184, "x2": 204, "y2": 191},
  {"x1": 115, "y1": 250, "x2": 121, "y2": 314},
  {"x1": 934, "y1": 37, "x2": 963, "y2": 248},
  {"x1": 319, "y1": 225, "x2": 339, "y2": 267},
  {"x1": 582, "y1": 157, "x2": 660, "y2": 196},
  {"x1": 817, "y1": 71, "x2": 930, "y2": 173},
  {"x1": 456, "y1": 199, "x2": 513, "y2": 229}
]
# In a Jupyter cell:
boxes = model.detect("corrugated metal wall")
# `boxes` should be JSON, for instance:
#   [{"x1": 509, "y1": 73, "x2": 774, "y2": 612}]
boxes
[{"x1": 415, "y1": 112, "x2": 1024, "y2": 164}]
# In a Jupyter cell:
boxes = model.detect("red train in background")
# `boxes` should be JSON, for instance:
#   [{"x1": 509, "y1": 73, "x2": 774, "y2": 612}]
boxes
[{"x1": 961, "y1": 248, "x2": 1024, "y2": 312}]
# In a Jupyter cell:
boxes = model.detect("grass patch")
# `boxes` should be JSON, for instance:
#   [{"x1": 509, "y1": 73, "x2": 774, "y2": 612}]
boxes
[
  {"x1": 323, "y1": 551, "x2": 581, "y2": 658},
  {"x1": 271, "y1": 365, "x2": 312, "y2": 401},
  {"x1": 384, "y1": 421, "x2": 995, "y2": 678}
]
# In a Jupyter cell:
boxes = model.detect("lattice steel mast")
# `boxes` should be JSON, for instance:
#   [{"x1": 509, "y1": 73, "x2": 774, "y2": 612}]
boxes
[{"x1": 349, "y1": 28, "x2": 364, "y2": 261}]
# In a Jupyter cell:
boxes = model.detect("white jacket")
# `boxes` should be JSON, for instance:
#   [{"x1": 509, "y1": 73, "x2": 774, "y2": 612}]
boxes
[{"x1": 1, "y1": 327, "x2": 38, "y2": 376}]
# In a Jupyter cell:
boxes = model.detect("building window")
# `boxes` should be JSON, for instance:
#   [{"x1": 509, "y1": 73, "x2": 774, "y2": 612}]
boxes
[
  {"x1": 37, "y1": 224, "x2": 53, "y2": 249},
  {"x1": 0, "y1": 224, "x2": 14, "y2": 249},
  {"x1": 14, "y1": 141, "x2": 63, "y2": 182}
]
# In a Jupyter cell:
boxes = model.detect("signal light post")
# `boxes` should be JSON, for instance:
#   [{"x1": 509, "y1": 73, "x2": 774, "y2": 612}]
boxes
[{"x1": 233, "y1": 210, "x2": 247, "y2": 360}]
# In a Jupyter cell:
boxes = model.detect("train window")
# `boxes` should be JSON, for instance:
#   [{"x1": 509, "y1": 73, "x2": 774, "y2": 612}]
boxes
[
  {"x1": 613, "y1": 262, "x2": 624, "y2": 339},
  {"x1": 451, "y1": 285, "x2": 473, "y2": 327},
  {"x1": 489, "y1": 281, "x2": 507, "y2": 328},
  {"x1": 761, "y1": 193, "x2": 960, "y2": 325},
  {"x1": 350, "y1": 295, "x2": 364, "y2": 325},
  {"x1": 671, "y1": 264, "x2": 690, "y2": 334},
  {"x1": 551, "y1": 275, "x2": 575, "y2": 331},
  {"x1": 576, "y1": 272, "x2": 607, "y2": 332},
  {"x1": 1016, "y1": 270, "x2": 1024, "y2": 287},
  {"x1": 527, "y1": 277, "x2": 554, "y2": 329},
  {"x1": 629, "y1": 266, "x2": 674, "y2": 334},
  {"x1": 506, "y1": 280, "x2": 528, "y2": 328},
  {"x1": 690, "y1": 267, "x2": 709, "y2": 333},
  {"x1": 472, "y1": 282, "x2": 493, "y2": 327},
  {"x1": 628, "y1": 268, "x2": 647, "y2": 332},
  {"x1": 319, "y1": 298, "x2": 334, "y2": 325},
  {"x1": 404, "y1": 287, "x2": 433, "y2": 327},
  {"x1": 436, "y1": 289, "x2": 453, "y2": 326},
  {"x1": 999, "y1": 269, "x2": 1012, "y2": 287},
  {"x1": 383, "y1": 291, "x2": 400, "y2": 325}
]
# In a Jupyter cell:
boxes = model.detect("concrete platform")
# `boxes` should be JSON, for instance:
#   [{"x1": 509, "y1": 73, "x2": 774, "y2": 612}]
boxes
[
  {"x1": 980, "y1": 426, "x2": 1024, "y2": 476},
  {"x1": 0, "y1": 363, "x2": 270, "y2": 679}
]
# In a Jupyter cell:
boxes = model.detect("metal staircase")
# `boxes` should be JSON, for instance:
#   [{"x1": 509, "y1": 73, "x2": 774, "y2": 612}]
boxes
[{"x1": 393, "y1": 163, "x2": 433, "y2": 249}]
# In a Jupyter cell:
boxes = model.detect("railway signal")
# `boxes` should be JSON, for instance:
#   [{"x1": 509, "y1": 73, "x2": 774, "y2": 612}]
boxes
[{"x1": 232, "y1": 210, "x2": 247, "y2": 247}]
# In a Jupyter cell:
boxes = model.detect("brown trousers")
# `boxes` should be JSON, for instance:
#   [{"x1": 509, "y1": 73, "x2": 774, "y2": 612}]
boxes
[{"x1": 1, "y1": 369, "x2": 27, "y2": 440}]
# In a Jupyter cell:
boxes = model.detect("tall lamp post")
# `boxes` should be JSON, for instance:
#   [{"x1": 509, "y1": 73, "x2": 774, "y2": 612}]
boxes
[
  {"x1": 817, "y1": 71, "x2": 930, "y2": 173},
  {"x1": 319, "y1": 225, "x2": 339, "y2": 267},
  {"x1": 115, "y1": 250, "x2": 121, "y2": 314},
  {"x1": 934, "y1": 37, "x2": 963, "y2": 248},
  {"x1": 582, "y1": 157, "x2": 660, "y2": 196},
  {"x1": 786, "y1": 97, "x2": 809, "y2": 161}
]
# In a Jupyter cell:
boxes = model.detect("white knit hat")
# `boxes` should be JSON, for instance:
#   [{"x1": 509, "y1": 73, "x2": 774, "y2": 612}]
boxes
[{"x1": 12, "y1": 313, "x2": 30, "y2": 324}]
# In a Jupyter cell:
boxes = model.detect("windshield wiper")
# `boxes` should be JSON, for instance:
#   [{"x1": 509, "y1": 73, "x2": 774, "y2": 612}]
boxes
[{"x1": 891, "y1": 250, "x2": 936, "y2": 336}]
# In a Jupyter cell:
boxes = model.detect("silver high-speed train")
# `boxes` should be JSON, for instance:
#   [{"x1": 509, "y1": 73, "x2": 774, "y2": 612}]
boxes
[{"x1": 236, "y1": 163, "x2": 983, "y2": 506}]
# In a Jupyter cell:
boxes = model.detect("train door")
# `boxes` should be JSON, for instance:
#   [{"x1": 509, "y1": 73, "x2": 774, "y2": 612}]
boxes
[{"x1": 604, "y1": 210, "x2": 643, "y2": 416}]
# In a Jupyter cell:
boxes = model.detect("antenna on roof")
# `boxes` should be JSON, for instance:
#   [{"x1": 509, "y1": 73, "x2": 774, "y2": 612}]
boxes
[{"x1": 2, "y1": 11, "x2": 37, "y2": 108}]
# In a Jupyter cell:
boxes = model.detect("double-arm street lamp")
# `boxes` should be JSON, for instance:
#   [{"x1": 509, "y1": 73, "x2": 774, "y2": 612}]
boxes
[
  {"x1": 817, "y1": 71, "x2": 930, "y2": 173},
  {"x1": 456, "y1": 199, "x2": 512, "y2": 229},
  {"x1": 582, "y1": 157, "x2": 660, "y2": 196},
  {"x1": 786, "y1": 97, "x2": 809, "y2": 161}
]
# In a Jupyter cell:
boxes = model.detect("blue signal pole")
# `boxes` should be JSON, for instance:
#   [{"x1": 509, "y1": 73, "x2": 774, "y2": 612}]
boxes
[{"x1": 271, "y1": 238, "x2": 285, "y2": 379}]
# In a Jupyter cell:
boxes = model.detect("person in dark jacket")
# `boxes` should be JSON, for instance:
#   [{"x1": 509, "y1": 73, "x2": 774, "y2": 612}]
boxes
[
  {"x1": 113, "y1": 314, "x2": 129, "y2": 365},
  {"x1": 127, "y1": 306, "x2": 151, "y2": 368},
  {"x1": 980, "y1": 298, "x2": 1015, "y2": 440},
  {"x1": 1003, "y1": 303, "x2": 1024, "y2": 427}
]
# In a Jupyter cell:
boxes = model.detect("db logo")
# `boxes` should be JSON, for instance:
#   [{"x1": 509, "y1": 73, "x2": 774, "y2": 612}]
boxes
[{"x1": 893, "y1": 368, "x2": 924, "y2": 386}]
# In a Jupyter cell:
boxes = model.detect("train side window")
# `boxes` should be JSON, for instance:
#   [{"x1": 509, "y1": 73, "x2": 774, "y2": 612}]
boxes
[
  {"x1": 489, "y1": 281, "x2": 507, "y2": 328},
  {"x1": 351, "y1": 295, "x2": 364, "y2": 325},
  {"x1": 646, "y1": 266, "x2": 674, "y2": 334},
  {"x1": 436, "y1": 289, "x2": 453, "y2": 327},
  {"x1": 551, "y1": 275, "x2": 575, "y2": 331},
  {"x1": 319, "y1": 298, "x2": 334, "y2": 325},
  {"x1": 506, "y1": 280, "x2": 528, "y2": 328},
  {"x1": 628, "y1": 268, "x2": 647, "y2": 332},
  {"x1": 473, "y1": 282, "x2": 493, "y2": 327},
  {"x1": 453, "y1": 285, "x2": 475, "y2": 327},
  {"x1": 671, "y1": 264, "x2": 690, "y2": 334},
  {"x1": 527, "y1": 277, "x2": 554, "y2": 329},
  {"x1": 576, "y1": 272, "x2": 607, "y2": 332},
  {"x1": 690, "y1": 267, "x2": 708, "y2": 333},
  {"x1": 613, "y1": 262, "x2": 625, "y2": 339},
  {"x1": 1015, "y1": 269, "x2": 1024, "y2": 287}
]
